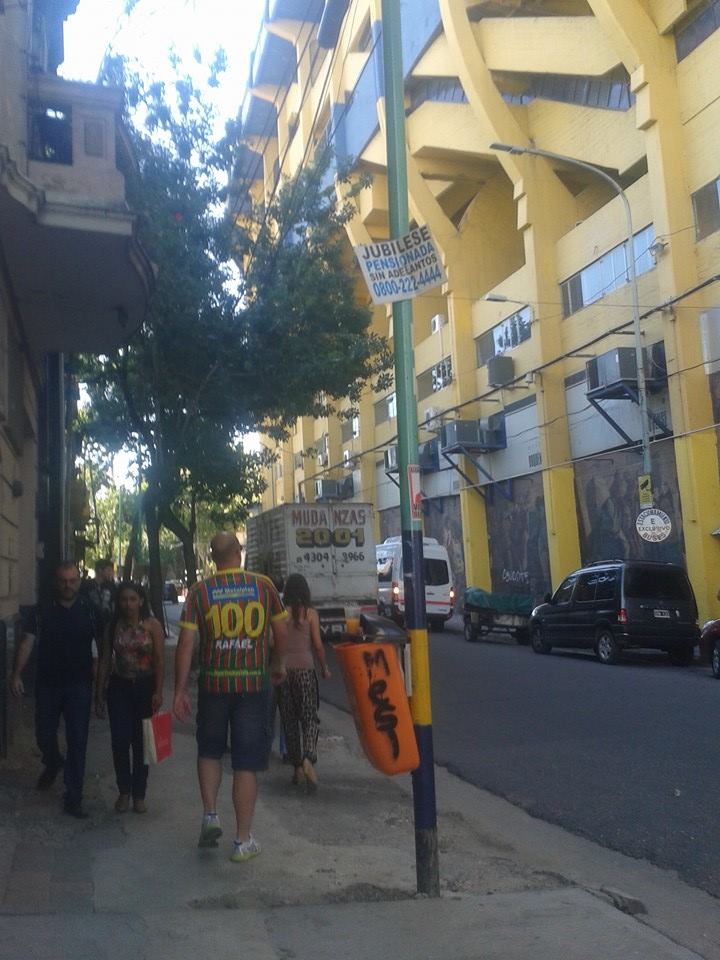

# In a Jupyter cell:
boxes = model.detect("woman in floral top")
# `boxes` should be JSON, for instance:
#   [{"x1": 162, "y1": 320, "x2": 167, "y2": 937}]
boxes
[{"x1": 96, "y1": 581, "x2": 164, "y2": 813}]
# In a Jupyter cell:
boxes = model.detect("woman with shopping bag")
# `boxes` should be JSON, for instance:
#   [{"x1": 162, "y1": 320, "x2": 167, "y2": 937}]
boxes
[{"x1": 96, "y1": 581, "x2": 164, "y2": 813}]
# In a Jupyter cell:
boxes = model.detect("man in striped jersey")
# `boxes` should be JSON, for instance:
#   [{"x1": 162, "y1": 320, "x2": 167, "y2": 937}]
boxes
[{"x1": 173, "y1": 532, "x2": 288, "y2": 863}]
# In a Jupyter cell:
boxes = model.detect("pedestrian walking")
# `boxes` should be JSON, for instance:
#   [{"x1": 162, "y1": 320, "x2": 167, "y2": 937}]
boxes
[
  {"x1": 95, "y1": 581, "x2": 164, "y2": 814},
  {"x1": 277, "y1": 574, "x2": 331, "y2": 791},
  {"x1": 82, "y1": 558, "x2": 117, "y2": 633},
  {"x1": 10, "y1": 561, "x2": 101, "y2": 818},
  {"x1": 173, "y1": 532, "x2": 288, "y2": 863}
]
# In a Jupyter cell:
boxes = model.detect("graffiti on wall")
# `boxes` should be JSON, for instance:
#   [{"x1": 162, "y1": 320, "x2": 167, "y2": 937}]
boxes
[
  {"x1": 486, "y1": 474, "x2": 551, "y2": 603},
  {"x1": 574, "y1": 442, "x2": 684, "y2": 565}
]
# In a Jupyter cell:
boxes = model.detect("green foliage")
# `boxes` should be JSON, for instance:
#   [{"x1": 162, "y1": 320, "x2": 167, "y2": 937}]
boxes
[{"x1": 79, "y1": 54, "x2": 391, "y2": 582}]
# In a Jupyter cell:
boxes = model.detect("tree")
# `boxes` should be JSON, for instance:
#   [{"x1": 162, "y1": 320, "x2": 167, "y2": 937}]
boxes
[{"x1": 79, "y1": 54, "x2": 391, "y2": 619}]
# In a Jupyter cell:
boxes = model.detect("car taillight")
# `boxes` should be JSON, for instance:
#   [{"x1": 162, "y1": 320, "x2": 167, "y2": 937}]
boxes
[
  {"x1": 392, "y1": 582, "x2": 400, "y2": 596},
  {"x1": 618, "y1": 608, "x2": 628, "y2": 624},
  {"x1": 449, "y1": 587, "x2": 456, "y2": 601}
]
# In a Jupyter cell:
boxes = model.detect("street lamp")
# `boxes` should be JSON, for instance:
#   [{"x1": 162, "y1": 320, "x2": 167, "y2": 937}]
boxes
[
  {"x1": 483, "y1": 293, "x2": 527, "y2": 305},
  {"x1": 489, "y1": 142, "x2": 652, "y2": 481}
]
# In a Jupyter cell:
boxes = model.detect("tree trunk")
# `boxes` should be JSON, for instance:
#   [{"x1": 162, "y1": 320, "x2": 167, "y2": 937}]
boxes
[
  {"x1": 123, "y1": 506, "x2": 140, "y2": 580},
  {"x1": 144, "y1": 488, "x2": 166, "y2": 635},
  {"x1": 160, "y1": 503, "x2": 197, "y2": 586}
]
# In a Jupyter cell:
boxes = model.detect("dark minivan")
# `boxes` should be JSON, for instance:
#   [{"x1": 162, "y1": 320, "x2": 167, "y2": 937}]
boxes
[{"x1": 530, "y1": 561, "x2": 699, "y2": 665}]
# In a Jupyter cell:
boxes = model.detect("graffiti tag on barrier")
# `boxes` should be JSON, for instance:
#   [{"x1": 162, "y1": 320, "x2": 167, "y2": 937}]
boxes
[{"x1": 362, "y1": 648, "x2": 400, "y2": 759}]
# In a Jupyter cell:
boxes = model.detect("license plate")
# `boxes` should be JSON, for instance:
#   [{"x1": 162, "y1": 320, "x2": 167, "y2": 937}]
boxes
[{"x1": 654, "y1": 609, "x2": 670, "y2": 619}]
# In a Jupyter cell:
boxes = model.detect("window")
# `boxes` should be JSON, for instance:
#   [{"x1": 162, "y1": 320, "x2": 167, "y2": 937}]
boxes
[
  {"x1": 352, "y1": 415, "x2": 360, "y2": 439},
  {"x1": 417, "y1": 357, "x2": 453, "y2": 400},
  {"x1": 675, "y1": 0, "x2": 720, "y2": 61},
  {"x1": 624, "y1": 567, "x2": 693, "y2": 602},
  {"x1": 574, "y1": 574, "x2": 597, "y2": 603},
  {"x1": 341, "y1": 419, "x2": 353, "y2": 443},
  {"x1": 374, "y1": 392, "x2": 397, "y2": 425},
  {"x1": 424, "y1": 559, "x2": 449, "y2": 586},
  {"x1": 475, "y1": 306, "x2": 531, "y2": 367},
  {"x1": 554, "y1": 576, "x2": 576, "y2": 604},
  {"x1": 560, "y1": 224, "x2": 655, "y2": 317},
  {"x1": 692, "y1": 176, "x2": 720, "y2": 240},
  {"x1": 28, "y1": 102, "x2": 72, "y2": 164},
  {"x1": 595, "y1": 572, "x2": 617, "y2": 601},
  {"x1": 354, "y1": 16, "x2": 373, "y2": 52},
  {"x1": 502, "y1": 72, "x2": 632, "y2": 111}
]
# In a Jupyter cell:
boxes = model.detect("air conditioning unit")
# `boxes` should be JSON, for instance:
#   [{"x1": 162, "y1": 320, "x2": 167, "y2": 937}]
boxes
[
  {"x1": 317, "y1": 452, "x2": 327, "y2": 467},
  {"x1": 423, "y1": 405, "x2": 442, "y2": 432},
  {"x1": 343, "y1": 449, "x2": 352, "y2": 467},
  {"x1": 487, "y1": 355, "x2": 514, "y2": 387},
  {"x1": 477, "y1": 413, "x2": 507, "y2": 450},
  {"x1": 339, "y1": 475, "x2": 354, "y2": 499},
  {"x1": 440, "y1": 420, "x2": 480, "y2": 451},
  {"x1": 315, "y1": 479, "x2": 339, "y2": 501},
  {"x1": 585, "y1": 345, "x2": 666, "y2": 399},
  {"x1": 430, "y1": 314, "x2": 446, "y2": 335},
  {"x1": 384, "y1": 446, "x2": 398, "y2": 472}
]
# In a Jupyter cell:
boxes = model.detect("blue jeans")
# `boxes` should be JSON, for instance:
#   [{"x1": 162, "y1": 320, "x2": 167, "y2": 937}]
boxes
[
  {"x1": 35, "y1": 679, "x2": 92, "y2": 805},
  {"x1": 106, "y1": 674, "x2": 154, "y2": 800}
]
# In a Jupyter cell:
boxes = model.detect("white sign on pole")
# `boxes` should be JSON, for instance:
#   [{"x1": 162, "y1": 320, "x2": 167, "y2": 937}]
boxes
[
  {"x1": 636, "y1": 508, "x2": 672, "y2": 543},
  {"x1": 354, "y1": 225, "x2": 446, "y2": 305}
]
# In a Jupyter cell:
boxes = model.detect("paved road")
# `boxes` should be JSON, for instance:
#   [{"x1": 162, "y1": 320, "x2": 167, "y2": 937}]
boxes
[{"x1": 321, "y1": 630, "x2": 720, "y2": 899}]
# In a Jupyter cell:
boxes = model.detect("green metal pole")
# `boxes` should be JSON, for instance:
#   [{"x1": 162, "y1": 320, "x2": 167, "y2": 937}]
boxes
[{"x1": 380, "y1": 0, "x2": 439, "y2": 897}]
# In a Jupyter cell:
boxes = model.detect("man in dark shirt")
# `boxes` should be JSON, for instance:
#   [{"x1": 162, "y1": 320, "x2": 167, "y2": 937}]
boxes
[{"x1": 11, "y1": 561, "x2": 100, "y2": 818}]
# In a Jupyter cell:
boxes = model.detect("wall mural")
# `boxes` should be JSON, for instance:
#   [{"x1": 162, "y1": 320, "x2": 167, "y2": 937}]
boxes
[
  {"x1": 574, "y1": 441, "x2": 684, "y2": 566},
  {"x1": 486, "y1": 474, "x2": 551, "y2": 603},
  {"x1": 424, "y1": 495, "x2": 466, "y2": 600}
]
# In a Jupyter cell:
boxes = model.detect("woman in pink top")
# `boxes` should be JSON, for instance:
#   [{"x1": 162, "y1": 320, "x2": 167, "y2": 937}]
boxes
[
  {"x1": 277, "y1": 574, "x2": 331, "y2": 790},
  {"x1": 96, "y1": 581, "x2": 164, "y2": 813}
]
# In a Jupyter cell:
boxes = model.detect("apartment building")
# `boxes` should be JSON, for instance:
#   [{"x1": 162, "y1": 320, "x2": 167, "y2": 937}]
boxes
[
  {"x1": 236, "y1": 0, "x2": 720, "y2": 620},
  {"x1": 0, "y1": 0, "x2": 152, "y2": 708}
]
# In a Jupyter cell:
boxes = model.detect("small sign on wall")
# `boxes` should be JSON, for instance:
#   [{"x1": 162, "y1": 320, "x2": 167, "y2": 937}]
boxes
[{"x1": 638, "y1": 474, "x2": 654, "y2": 508}]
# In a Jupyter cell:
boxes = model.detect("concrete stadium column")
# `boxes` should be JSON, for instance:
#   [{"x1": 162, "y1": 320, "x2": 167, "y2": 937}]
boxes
[
  {"x1": 440, "y1": 0, "x2": 582, "y2": 586},
  {"x1": 590, "y1": 0, "x2": 720, "y2": 620}
]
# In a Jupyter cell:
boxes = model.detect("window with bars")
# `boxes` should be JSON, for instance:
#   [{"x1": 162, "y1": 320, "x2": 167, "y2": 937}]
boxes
[{"x1": 560, "y1": 224, "x2": 655, "y2": 318}]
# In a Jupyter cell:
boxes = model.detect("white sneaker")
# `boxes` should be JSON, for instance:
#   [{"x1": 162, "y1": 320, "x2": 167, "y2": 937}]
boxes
[
  {"x1": 229, "y1": 834, "x2": 261, "y2": 863},
  {"x1": 198, "y1": 813, "x2": 222, "y2": 848}
]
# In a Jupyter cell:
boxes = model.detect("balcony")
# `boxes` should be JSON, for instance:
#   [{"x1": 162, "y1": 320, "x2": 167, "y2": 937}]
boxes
[
  {"x1": 268, "y1": 0, "x2": 324, "y2": 23},
  {"x1": 242, "y1": 95, "x2": 278, "y2": 139},
  {"x1": 0, "y1": 74, "x2": 153, "y2": 353},
  {"x1": 250, "y1": 29, "x2": 297, "y2": 89},
  {"x1": 401, "y1": 0, "x2": 442, "y2": 75}
]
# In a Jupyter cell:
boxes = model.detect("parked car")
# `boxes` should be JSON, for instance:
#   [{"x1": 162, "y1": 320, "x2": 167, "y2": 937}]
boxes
[
  {"x1": 529, "y1": 560, "x2": 699, "y2": 665},
  {"x1": 700, "y1": 618, "x2": 720, "y2": 677}
]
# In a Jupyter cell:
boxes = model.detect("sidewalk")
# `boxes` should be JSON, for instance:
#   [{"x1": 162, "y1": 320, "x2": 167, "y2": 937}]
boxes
[{"x1": 1, "y1": 654, "x2": 719, "y2": 960}]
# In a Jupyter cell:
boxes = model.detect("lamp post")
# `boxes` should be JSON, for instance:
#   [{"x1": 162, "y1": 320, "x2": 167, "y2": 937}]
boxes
[{"x1": 489, "y1": 143, "x2": 652, "y2": 482}]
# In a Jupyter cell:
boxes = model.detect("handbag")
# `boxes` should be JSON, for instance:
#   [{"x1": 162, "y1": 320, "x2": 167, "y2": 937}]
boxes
[{"x1": 142, "y1": 711, "x2": 172, "y2": 764}]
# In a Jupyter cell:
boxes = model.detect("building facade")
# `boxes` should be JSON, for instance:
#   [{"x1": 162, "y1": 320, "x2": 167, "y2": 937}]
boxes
[
  {"x1": 237, "y1": 0, "x2": 720, "y2": 621},
  {"x1": 0, "y1": 0, "x2": 153, "y2": 731}
]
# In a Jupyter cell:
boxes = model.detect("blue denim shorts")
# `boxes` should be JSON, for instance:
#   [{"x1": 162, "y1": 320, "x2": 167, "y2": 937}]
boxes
[{"x1": 196, "y1": 689, "x2": 271, "y2": 771}]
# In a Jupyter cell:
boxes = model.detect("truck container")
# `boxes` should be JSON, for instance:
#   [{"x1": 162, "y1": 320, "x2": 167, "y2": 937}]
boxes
[{"x1": 245, "y1": 502, "x2": 376, "y2": 639}]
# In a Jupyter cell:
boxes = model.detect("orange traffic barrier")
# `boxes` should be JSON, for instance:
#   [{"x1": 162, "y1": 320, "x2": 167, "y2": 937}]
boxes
[{"x1": 334, "y1": 641, "x2": 420, "y2": 775}]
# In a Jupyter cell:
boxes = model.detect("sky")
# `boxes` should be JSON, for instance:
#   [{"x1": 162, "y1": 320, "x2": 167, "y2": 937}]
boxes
[{"x1": 60, "y1": 0, "x2": 266, "y2": 126}]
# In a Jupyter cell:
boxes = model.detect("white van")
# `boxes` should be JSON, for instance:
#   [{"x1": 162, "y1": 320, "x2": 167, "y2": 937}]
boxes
[{"x1": 376, "y1": 536, "x2": 455, "y2": 630}]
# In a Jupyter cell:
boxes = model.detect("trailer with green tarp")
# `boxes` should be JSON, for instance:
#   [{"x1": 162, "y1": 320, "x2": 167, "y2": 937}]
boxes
[{"x1": 463, "y1": 587, "x2": 535, "y2": 644}]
